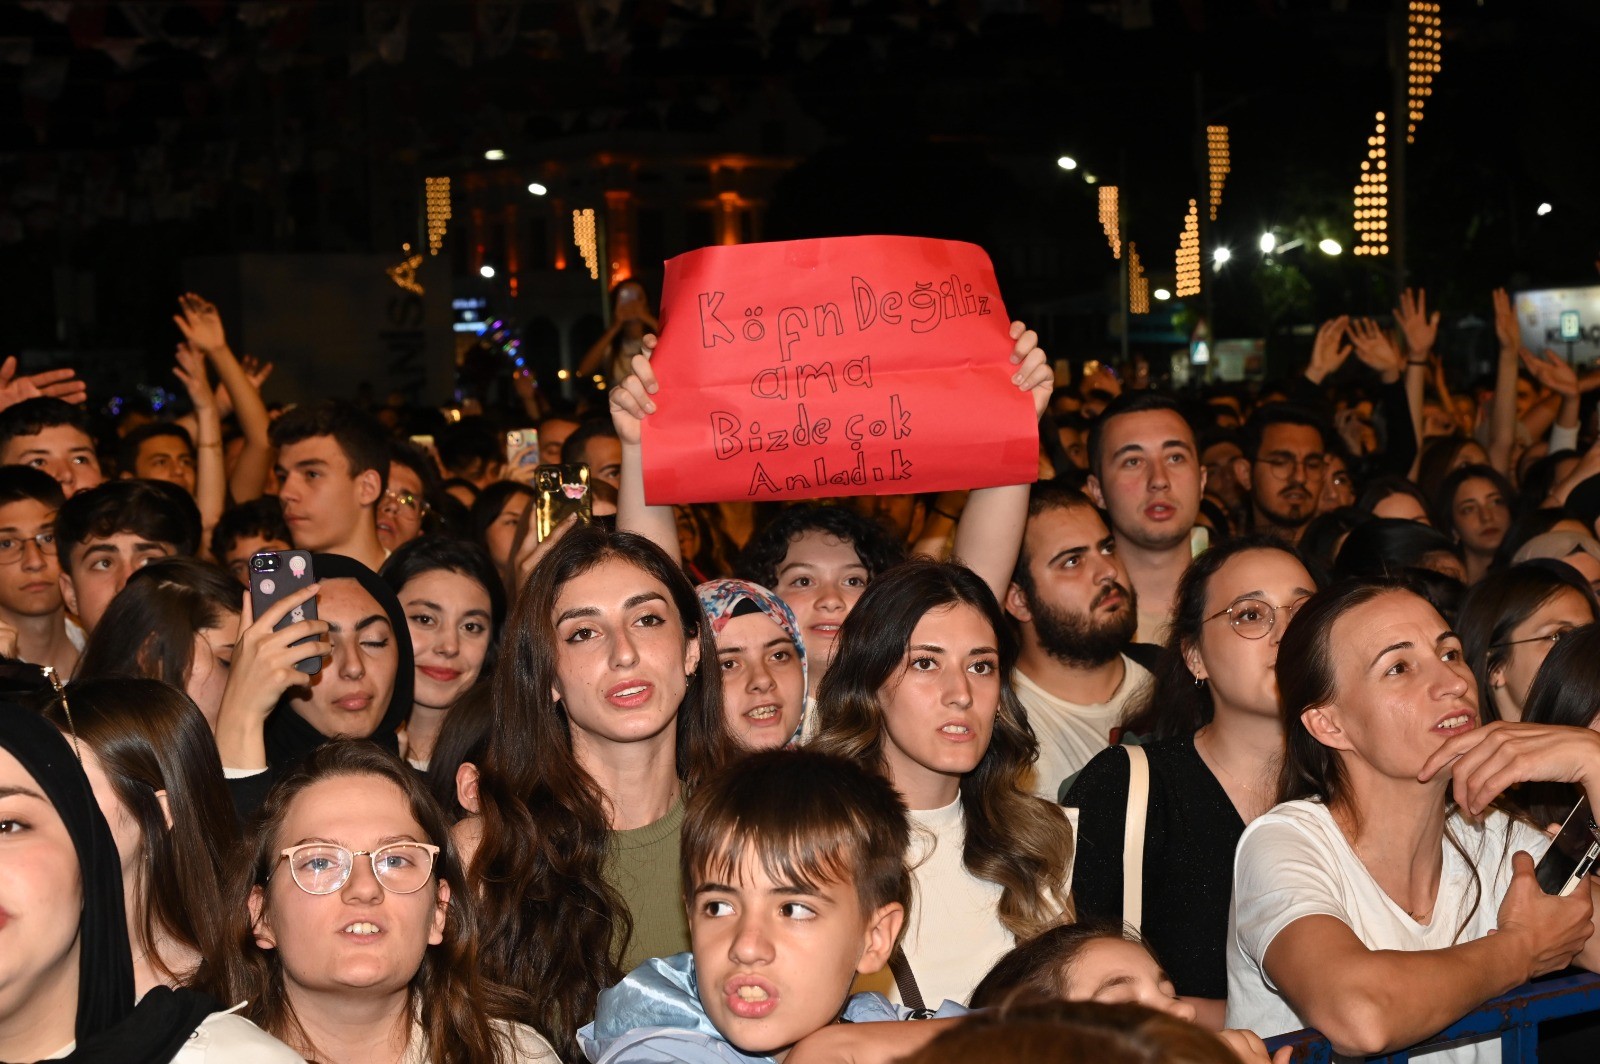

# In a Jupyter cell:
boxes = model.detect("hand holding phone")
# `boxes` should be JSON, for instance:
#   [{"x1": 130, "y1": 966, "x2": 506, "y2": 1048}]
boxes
[
  {"x1": 535, "y1": 463, "x2": 591, "y2": 542},
  {"x1": 249, "y1": 550, "x2": 323, "y2": 675},
  {"x1": 1536, "y1": 797, "x2": 1600, "y2": 896}
]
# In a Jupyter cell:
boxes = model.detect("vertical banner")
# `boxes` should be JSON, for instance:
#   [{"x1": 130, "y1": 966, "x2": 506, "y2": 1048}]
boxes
[{"x1": 641, "y1": 236, "x2": 1038, "y2": 504}]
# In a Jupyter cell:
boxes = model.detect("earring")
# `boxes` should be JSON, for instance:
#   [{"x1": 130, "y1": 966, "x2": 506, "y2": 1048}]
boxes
[{"x1": 1193, "y1": 675, "x2": 1207, "y2": 688}]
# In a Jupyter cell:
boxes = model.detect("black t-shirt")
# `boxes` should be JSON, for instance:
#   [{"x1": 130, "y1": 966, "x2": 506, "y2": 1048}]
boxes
[{"x1": 1062, "y1": 735, "x2": 1245, "y2": 1000}]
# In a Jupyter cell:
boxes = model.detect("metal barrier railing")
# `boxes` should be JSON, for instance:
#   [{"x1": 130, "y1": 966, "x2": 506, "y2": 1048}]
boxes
[{"x1": 1262, "y1": 972, "x2": 1600, "y2": 1062}]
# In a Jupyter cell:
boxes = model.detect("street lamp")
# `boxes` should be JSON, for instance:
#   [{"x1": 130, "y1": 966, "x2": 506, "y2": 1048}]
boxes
[
  {"x1": 483, "y1": 149, "x2": 506, "y2": 161},
  {"x1": 1259, "y1": 232, "x2": 1277, "y2": 254},
  {"x1": 479, "y1": 265, "x2": 496, "y2": 279},
  {"x1": 528, "y1": 182, "x2": 548, "y2": 196},
  {"x1": 1212, "y1": 247, "x2": 1231, "y2": 266},
  {"x1": 1537, "y1": 202, "x2": 1553, "y2": 216},
  {"x1": 1318, "y1": 238, "x2": 1342, "y2": 256},
  {"x1": 1056, "y1": 155, "x2": 1078, "y2": 171},
  {"x1": 1154, "y1": 288, "x2": 1172, "y2": 301}
]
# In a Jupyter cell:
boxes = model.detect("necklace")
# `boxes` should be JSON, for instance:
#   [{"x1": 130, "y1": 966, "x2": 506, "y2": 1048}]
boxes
[{"x1": 1195, "y1": 727, "x2": 1271, "y2": 799}]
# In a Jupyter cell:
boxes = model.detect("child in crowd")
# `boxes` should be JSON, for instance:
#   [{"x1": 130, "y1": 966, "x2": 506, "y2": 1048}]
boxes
[{"x1": 578, "y1": 749, "x2": 966, "y2": 1063}]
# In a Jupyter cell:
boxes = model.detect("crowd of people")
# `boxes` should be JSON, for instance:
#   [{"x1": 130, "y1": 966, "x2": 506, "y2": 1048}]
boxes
[{"x1": 5, "y1": 280, "x2": 1600, "y2": 1064}]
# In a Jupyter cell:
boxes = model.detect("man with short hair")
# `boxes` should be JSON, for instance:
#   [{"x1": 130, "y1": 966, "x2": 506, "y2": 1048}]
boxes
[
  {"x1": 0, "y1": 397, "x2": 104, "y2": 497},
  {"x1": 56, "y1": 479, "x2": 199, "y2": 633},
  {"x1": 269, "y1": 401, "x2": 388, "y2": 571},
  {"x1": 376, "y1": 440, "x2": 437, "y2": 555},
  {"x1": 1006, "y1": 482, "x2": 1153, "y2": 800},
  {"x1": 1231, "y1": 403, "x2": 1330, "y2": 544},
  {"x1": 1086, "y1": 392, "x2": 1205, "y2": 643},
  {"x1": 0, "y1": 466, "x2": 79, "y2": 674},
  {"x1": 562, "y1": 418, "x2": 624, "y2": 489},
  {"x1": 118, "y1": 422, "x2": 197, "y2": 495},
  {"x1": 211, "y1": 497, "x2": 292, "y2": 585}
]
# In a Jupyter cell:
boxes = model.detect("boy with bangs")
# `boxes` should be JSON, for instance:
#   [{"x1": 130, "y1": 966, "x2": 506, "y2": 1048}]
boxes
[{"x1": 578, "y1": 750, "x2": 966, "y2": 1063}]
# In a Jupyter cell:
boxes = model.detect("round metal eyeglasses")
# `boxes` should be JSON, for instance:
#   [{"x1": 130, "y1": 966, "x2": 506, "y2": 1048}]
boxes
[{"x1": 276, "y1": 842, "x2": 440, "y2": 895}]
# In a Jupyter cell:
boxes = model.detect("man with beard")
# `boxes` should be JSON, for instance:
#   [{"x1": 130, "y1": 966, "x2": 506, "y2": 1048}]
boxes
[
  {"x1": 1231, "y1": 404, "x2": 1330, "y2": 544},
  {"x1": 1086, "y1": 392, "x2": 1206, "y2": 644},
  {"x1": 1005, "y1": 483, "x2": 1153, "y2": 800}
]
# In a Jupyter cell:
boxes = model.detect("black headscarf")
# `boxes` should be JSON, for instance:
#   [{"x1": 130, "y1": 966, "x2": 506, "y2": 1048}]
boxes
[
  {"x1": 0, "y1": 705, "x2": 217, "y2": 1064},
  {"x1": 262, "y1": 553, "x2": 414, "y2": 767}
]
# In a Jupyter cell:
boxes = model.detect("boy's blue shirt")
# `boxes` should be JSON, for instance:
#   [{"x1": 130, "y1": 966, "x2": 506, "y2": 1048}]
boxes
[{"x1": 577, "y1": 952, "x2": 967, "y2": 1064}]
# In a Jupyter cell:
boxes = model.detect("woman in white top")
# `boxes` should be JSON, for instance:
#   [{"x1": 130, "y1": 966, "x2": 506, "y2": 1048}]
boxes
[
  {"x1": 1227, "y1": 579, "x2": 1600, "y2": 1061},
  {"x1": 0, "y1": 702, "x2": 299, "y2": 1063},
  {"x1": 810, "y1": 560, "x2": 1076, "y2": 1006},
  {"x1": 231, "y1": 741, "x2": 555, "y2": 1064}
]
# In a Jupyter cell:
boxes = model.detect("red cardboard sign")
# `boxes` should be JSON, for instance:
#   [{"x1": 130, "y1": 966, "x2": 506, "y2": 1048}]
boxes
[{"x1": 640, "y1": 236, "x2": 1038, "y2": 504}]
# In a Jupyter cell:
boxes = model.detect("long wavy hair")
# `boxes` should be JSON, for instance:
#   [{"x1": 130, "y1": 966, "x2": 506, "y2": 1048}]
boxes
[
  {"x1": 470, "y1": 523, "x2": 735, "y2": 1059},
  {"x1": 1120, "y1": 535, "x2": 1305, "y2": 740},
  {"x1": 810, "y1": 560, "x2": 1074, "y2": 939},
  {"x1": 229, "y1": 741, "x2": 531, "y2": 1064},
  {"x1": 40, "y1": 678, "x2": 242, "y2": 1002}
]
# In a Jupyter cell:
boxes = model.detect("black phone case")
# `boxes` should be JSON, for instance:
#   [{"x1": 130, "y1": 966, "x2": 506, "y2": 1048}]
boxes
[{"x1": 248, "y1": 549, "x2": 322, "y2": 675}]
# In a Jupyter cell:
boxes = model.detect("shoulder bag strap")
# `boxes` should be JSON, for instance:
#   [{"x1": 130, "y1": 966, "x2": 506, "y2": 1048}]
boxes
[{"x1": 1122, "y1": 744, "x2": 1150, "y2": 932}]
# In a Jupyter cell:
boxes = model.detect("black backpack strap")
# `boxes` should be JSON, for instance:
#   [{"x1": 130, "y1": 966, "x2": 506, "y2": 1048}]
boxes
[{"x1": 888, "y1": 946, "x2": 935, "y2": 1019}]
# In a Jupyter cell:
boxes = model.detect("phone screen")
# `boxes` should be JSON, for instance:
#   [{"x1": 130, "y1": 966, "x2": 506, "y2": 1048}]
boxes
[{"x1": 1535, "y1": 797, "x2": 1600, "y2": 896}]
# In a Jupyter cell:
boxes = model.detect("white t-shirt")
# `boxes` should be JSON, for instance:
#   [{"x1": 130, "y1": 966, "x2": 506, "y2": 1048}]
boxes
[
  {"x1": 887, "y1": 795, "x2": 1074, "y2": 1007},
  {"x1": 1013, "y1": 657, "x2": 1152, "y2": 801},
  {"x1": 1227, "y1": 800, "x2": 1549, "y2": 1064},
  {"x1": 401, "y1": 1018, "x2": 557, "y2": 1063}
]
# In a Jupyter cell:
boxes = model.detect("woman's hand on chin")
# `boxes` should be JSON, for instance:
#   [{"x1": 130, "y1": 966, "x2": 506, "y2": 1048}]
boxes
[{"x1": 1417, "y1": 721, "x2": 1600, "y2": 817}]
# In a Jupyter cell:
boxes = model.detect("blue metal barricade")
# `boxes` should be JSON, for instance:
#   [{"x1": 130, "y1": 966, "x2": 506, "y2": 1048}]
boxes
[{"x1": 1263, "y1": 972, "x2": 1600, "y2": 1063}]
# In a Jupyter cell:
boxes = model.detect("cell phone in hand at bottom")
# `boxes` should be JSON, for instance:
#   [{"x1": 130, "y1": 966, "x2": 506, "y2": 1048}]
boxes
[
  {"x1": 1535, "y1": 796, "x2": 1600, "y2": 896},
  {"x1": 249, "y1": 549, "x2": 322, "y2": 675}
]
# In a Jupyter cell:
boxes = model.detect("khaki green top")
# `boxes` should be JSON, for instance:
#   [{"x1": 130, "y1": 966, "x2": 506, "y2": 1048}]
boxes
[{"x1": 609, "y1": 797, "x2": 690, "y2": 972}]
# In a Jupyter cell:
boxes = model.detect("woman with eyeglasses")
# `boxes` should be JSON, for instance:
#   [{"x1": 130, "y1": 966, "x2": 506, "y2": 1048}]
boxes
[
  {"x1": 1228, "y1": 581, "x2": 1600, "y2": 1060},
  {"x1": 1458, "y1": 561, "x2": 1598, "y2": 723},
  {"x1": 229, "y1": 740, "x2": 556, "y2": 1064},
  {"x1": 1065, "y1": 537, "x2": 1317, "y2": 1031}
]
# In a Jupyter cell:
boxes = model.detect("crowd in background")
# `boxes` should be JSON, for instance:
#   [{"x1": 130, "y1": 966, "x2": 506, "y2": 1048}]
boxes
[{"x1": 7, "y1": 278, "x2": 1600, "y2": 1064}]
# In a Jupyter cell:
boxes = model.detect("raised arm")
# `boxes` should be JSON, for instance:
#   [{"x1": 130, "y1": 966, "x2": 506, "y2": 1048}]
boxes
[
  {"x1": 1263, "y1": 870, "x2": 1591, "y2": 1058},
  {"x1": 1394, "y1": 289, "x2": 1438, "y2": 477},
  {"x1": 0, "y1": 356, "x2": 86, "y2": 412},
  {"x1": 950, "y1": 321, "x2": 1053, "y2": 603},
  {"x1": 609, "y1": 334, "x2": 681, "y2": 562},
  {"x1": 1487, "y1": 288, "x2": 1520, "y2": 475},
  {"x1": 172, "y1": 343, "x2": 226, "y2": 544},
  {"x1": 214, "y1": 583, "x2": 331, "y2": 770},
  {"x1": 173, "y1": 293, "x2": 273, "y2": 501}
]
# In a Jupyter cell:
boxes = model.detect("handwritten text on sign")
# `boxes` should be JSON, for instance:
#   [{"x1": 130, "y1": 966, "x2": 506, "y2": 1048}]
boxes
[{"x1": 640, "y1": 236, "x2": 1039, "y2": 504}]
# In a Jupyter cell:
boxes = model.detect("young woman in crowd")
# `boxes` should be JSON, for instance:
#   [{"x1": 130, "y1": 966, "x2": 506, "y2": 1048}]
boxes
[
  {"x1": 469, "y1": 481, "x2": 534, "y2": 592},
  {"x1": 0, "y1": 705, "x2": 301, "y2": 1062},
  {"x1": 609, "y1": 322, "x2": 1055, "y2": 697},
  {"x1": 1458, "y1": 561, "x2": 1597, "y2": 722},
  {"x1": 1066, "y1": 537, "x2": 1315, "y2": 1029},
  {"x1": 74, "y1": 557, "x2": 240, "y2": 728},
  {"x1": 466, "y1": 524, "x2": 736, "y2": 1060},
  {"x1": 382, "y1": 537, "x2": 504, "y2": 768},
  {"x1": 1512, "y1": 624, "x2": 1600, "y2": 826},
  {"x1": 39, "y1": 678, "x2": 244, "y2": 1002},
  {"x1": 696, "y1": 577, "x2": 809, "y2": 749},
  {"x1": 1331, "y1": 517, "x2": 1465, "y2": 583},
  {"x1": 1356, "y1": 474, "x2": 1433, "y2": 525},
  {"x1": 230, "y1": 741, "x2": 556, "y2": 1063},
  {"x1": 1228, "y1": 580, "x2": 1600, "y2": 1059},
  {"x1": 809, "y1": 560, "x2": 1076, "y2": 1006},
  {"x1": 1435, "y1": 463, "x2": 1515, "y2": 585},
  {"x1": 214, "y1": 554, "x2": 413, "y2": 815}
]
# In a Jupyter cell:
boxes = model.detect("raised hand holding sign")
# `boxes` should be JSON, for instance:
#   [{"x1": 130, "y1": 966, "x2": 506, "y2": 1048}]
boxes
[{"x1": 639, "y1": 236, "x2": 1039, "y2": 505}]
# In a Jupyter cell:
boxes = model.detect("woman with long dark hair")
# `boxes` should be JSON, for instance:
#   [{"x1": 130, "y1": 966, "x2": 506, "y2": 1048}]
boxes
[
  {"x1": 467, "y1": 524, "x2": 736, "y2": 1059},
  {"x1": 40, "y1": 679, "x2": 244, "y2": 1003},
  {"x1": 809, "y1": 559, "x2": 1075, "y2": 1006},
  {"x1": 1457, "y1": 561, "x2": 1597, "y2": 722},
  {"x1": 1228, "y1": 579, "x2": 1600, "y2": 1059},
  {"x1": 1435, "y1": 463, "x2": 1514, "y2": 585},
  {"x1": 75, "y1": 558, "x2": 241, "y2": 728},
  {"x1": 229, "y1": 741, "x2": 554, "y2": 1063},
  {"x1": 382, "y1": 537, "x2": 505, "y2": 768},
  {"x1": 0, "y1": 706, "x2": 300, "y2": 1062},
  {"x1": 1066, "y1": 537, "x2": 1314, "y2": 1028}
]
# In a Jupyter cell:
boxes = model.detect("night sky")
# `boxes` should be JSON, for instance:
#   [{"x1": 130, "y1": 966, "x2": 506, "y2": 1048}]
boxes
[{"x1": 1, "y1": 0, "x2": 1595, "y2": 374}]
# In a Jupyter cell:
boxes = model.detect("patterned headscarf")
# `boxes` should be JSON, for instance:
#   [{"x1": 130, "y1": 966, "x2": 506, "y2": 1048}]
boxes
[{"x1": 697, "y1": 579, "x2": 810, "y2": 744}]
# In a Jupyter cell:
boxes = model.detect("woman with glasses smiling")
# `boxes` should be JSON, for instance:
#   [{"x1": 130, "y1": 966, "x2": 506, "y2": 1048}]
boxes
[
  {"x1": 229, "y1": 741, "x2": 556, "y2": 1064},
  {"x1": 1065, "y1": 537, "x2": 1317, "y2": 1031}
]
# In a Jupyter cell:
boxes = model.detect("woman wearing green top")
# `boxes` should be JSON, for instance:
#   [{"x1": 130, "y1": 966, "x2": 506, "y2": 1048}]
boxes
[{"x1": 467, "y1": 523, "x2": 737, "y2": 1062}]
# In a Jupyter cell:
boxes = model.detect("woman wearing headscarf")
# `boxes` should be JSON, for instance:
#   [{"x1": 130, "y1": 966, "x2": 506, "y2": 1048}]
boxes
[
  {"x1": 0, "y1": 704, "x2": 300, "y2": 1062},
  {"x1": 697, "y1": 578, "x2": 810, "y2": 750},
  {"x1": 214, "y1": 554, "x2": 415, "y2": 817}
]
